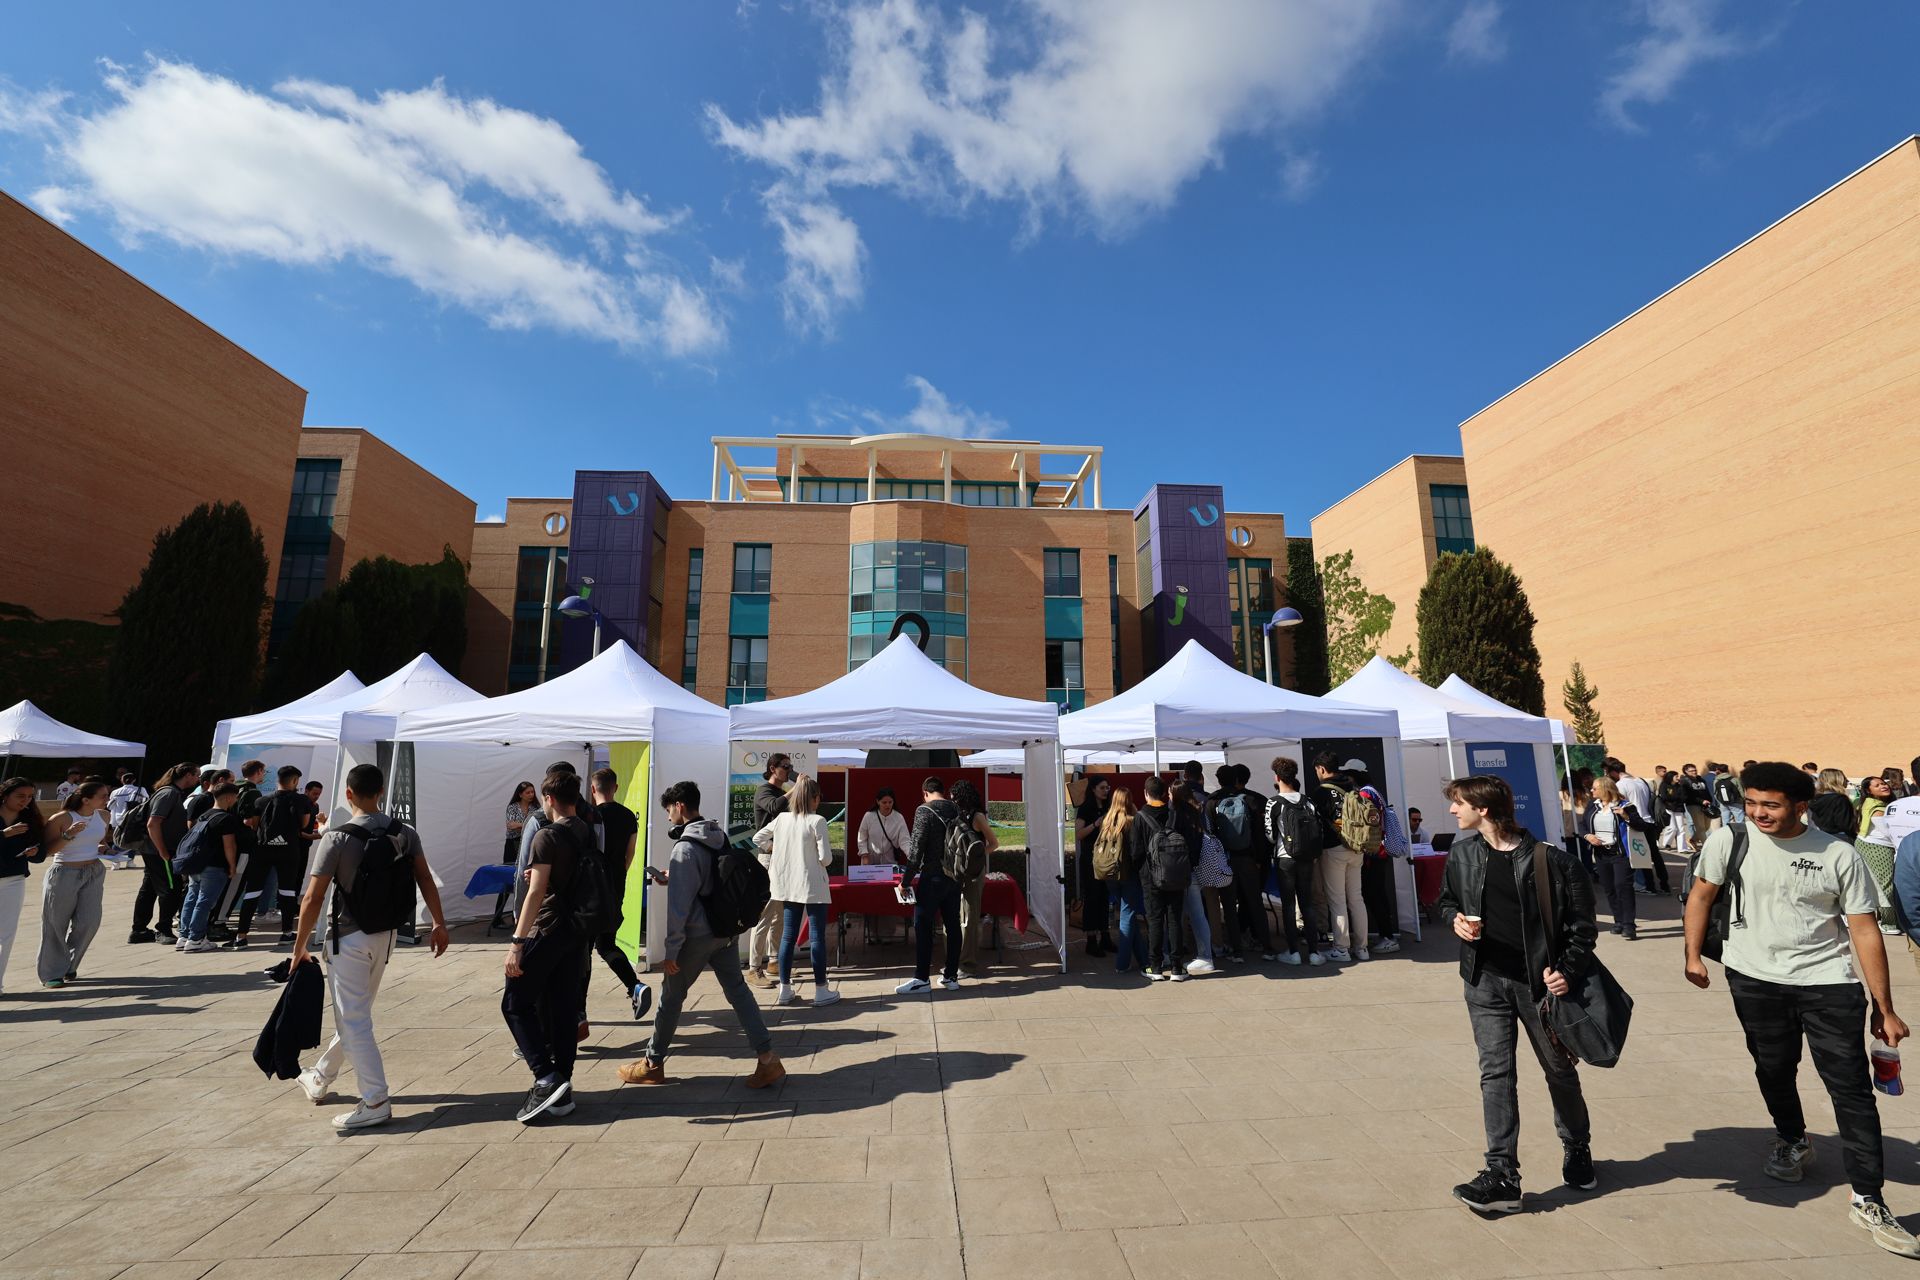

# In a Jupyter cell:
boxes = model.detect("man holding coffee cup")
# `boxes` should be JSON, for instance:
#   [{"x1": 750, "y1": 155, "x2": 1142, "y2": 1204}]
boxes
[{"x1": 1436, "y1": 774, "x2": 1598, "y2": 1215}]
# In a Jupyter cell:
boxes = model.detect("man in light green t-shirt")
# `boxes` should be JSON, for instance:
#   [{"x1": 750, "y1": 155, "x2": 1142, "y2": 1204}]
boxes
[{"x1": 1684, "y1": 761, "x2": 1916, "y2": 1259}]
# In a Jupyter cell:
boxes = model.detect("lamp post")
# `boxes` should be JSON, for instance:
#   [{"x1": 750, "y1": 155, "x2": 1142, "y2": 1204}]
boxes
[
  {"x1": 1262, "y1": 607, "x2": 1304, "y2": 687},
  {"x1": 558, "y1": 576, "x2": 603, "y2": 659}
]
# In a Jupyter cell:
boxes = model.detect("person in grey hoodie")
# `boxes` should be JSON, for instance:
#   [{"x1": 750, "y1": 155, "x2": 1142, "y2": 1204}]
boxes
[{"x1": 617, "y1": 780, "x2": 785, "y2": 1089}]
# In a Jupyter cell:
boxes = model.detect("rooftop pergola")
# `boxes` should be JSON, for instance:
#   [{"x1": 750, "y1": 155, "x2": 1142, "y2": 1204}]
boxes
[{"x1": 709, "y1": 432, "x2": 1105, "y2": 508}]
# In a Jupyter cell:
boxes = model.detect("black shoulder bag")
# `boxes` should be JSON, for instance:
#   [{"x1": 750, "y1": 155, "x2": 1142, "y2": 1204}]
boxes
[{"x1": 1533, "y1": 841, "x2": 1634, "y2": 1069}]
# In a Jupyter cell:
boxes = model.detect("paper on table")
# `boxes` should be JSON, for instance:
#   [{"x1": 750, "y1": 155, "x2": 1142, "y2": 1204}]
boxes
[{"x1": 847, "y1": 864, "x2": 895, "y2": 884}]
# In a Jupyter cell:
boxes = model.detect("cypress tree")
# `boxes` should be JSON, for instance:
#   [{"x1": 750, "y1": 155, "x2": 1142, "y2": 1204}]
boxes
[
  {"x1": 1561, "y1": 661, "x2": 1605, "y2": 745},
  {"x1": 264, "y1": 546, "x2": 470, "y2": 702},
  {"x1": 107, "y1": 502, "x2": 269, "y2": 769},
  {"x1": 1414, "y1": 547, "x2": 1545, "y2": 714},
  {"x1": 1284, "y1": 538, "x2": 1330, "y2": 695}
]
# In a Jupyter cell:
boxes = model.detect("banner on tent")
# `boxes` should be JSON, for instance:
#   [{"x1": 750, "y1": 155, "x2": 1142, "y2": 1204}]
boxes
[
  {"x1": 728, "y1": 741, "x2": 817, "y2": 828},
  {"x1": 609, "y1": 741, "x2": 651, "y2": 964},
  {"x1": 377, "y1": 742, "x2": 419, "y2": 827},
  {"x1": 1465, "y1": 742, "x2": 1548, "y2": 841}
]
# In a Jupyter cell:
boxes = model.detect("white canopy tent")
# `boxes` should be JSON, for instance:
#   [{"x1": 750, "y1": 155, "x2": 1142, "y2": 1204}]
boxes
[
  {"x1": 1437, "y1": 675, "x2": 1580, "y2": 788},
  {"x1": 212, "y1": 670, "x2": 363, "y2": 758},
  {"x1": 1329, "y1": 657, "x2": 1559, "y2": 843},
  {"x1": 1057, "y1": 640, "x2": 1421, "y2": 939},
  {"x1": 965, "y1": 747, "x2": 1225, "y2": 774},
  {"x1": 396, "y1": 642, "x2": 730, "y2": 955},
  {"x1": 729, "y1": 634, "x2": 1068, "y2": 969},
  {"x1": 0, "y1": 701, "x2": 144, "y2": 765}
]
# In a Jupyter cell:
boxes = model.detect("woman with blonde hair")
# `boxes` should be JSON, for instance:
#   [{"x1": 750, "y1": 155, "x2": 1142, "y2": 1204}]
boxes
[
  {"x1": 1809, "y1": 769, "x2": 1857, "y2": 845},
  {"x1": 754, "y1": 774, "x2": 840, "y2": 1007},
  {"x1": 1583, "y1": 776, "x2": 1635, "y2": 939},
  {"x1": 1092, "y1": 787, "x2": 1144, "y2": 972}
]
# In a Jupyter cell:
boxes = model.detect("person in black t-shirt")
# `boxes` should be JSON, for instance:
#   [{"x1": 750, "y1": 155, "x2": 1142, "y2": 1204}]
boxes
[
  {"x1": 587, "y1": 768, "x2": 651, "y2": 1023},
  {"x1": 503, "y1": 772, "x2": 595, "y2": 1123},
  {"x1": 236, "y1": 766, "x2": 321, "y2": 947}
]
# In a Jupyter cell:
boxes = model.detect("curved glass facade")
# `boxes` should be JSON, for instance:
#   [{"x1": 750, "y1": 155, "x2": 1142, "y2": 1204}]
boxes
[{"x1": 849, "y1": 541, "x2": 967, "y2": 675}]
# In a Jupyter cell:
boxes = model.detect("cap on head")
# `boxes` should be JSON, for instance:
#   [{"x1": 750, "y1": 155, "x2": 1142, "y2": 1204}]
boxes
[{"x1": 1341, "y1": 758, "x2": 1367, "y2": 773}]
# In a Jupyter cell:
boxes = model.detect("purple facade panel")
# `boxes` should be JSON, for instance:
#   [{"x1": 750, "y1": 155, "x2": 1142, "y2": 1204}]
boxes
[
  {"x1": 1136, "y1": 483, "x2": 1233, "y2": 672},
  {"x1": 557, "y1": 470, "x2": 670, "y2": 674}
]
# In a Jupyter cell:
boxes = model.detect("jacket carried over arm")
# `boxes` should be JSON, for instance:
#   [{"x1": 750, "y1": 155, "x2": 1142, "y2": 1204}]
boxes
[{"x1": 1436, "y1": 831, "x2": 1598, "y2": 998}]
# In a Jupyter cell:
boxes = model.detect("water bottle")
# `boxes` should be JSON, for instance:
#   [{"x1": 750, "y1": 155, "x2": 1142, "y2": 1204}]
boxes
[{"x1": 1872, "y1": 1043, "x2": 1903, "y2": 1097}]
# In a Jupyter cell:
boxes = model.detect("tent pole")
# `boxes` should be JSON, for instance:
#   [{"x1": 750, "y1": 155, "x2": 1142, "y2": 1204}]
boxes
[{"x1": 1055, "y1": 736, "x2": 1067, "y2": 974}]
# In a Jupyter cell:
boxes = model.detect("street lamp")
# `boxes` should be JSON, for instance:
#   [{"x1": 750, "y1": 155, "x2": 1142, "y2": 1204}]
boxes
[
  {"x1": 1263, "y1": 607, "x2": 1304, "y2": 687},
  {"x1": 558, "y1": 576, "x2": 603, "y2": 659}
]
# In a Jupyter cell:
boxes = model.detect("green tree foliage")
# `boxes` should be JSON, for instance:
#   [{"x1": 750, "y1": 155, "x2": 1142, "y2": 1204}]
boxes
[
  {"x1": 265, "y1": 548, "x2": 470, "y2": 705},
  {"x1": 106, "y1": 502, "x2": 269, "y2": 770},
  {"x1": 0, "y1": 603, "x2": 116, "y2": 742},
  {"x1": 1283, "y1": 538, "x2": 1330, "y2": 695},
  {"x1": 1320, "y1": 549, "x2": 1408, "y2": 683},
  {"x1": 1561, "y1": 661, "x2": 1605, "y2": 746},
  {"x1": 1415, "y1": 547, "x2": 1546, "y2": 714}
]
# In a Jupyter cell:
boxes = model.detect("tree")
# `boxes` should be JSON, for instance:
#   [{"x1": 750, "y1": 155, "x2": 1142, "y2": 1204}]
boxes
[
  {"x1": 107, "y1": 501, "x2": 269, "y2": 770},
  {"x1": 1283, "y1": 538, "x2": 1329, "y2": 695},
  {"x1": 264, "y1": 547, "x2": 470, "y2": 704},
  {"x1": 1414, "y1": 547, "x2": 1546, "y2": 714},
  {"x1": 1561, "y1": 661, "x2": 1605, "y2": 745},
  {"x1": 1320, "y1": 549, "x2": 1408, "y2": 683}
]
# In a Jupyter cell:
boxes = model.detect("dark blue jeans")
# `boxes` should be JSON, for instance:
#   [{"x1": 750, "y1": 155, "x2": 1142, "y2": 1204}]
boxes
[
  {"x1": 1114, "y1": 877, "x2": 1149, "y2": 971},
  {"x1": 779, "y1": 901, "x2": 829, "y2": 986}
]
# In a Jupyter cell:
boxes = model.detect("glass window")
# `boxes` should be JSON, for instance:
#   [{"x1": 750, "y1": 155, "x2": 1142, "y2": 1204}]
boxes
[
  {"x1": 727, "y1": 635, "x2": 769, "y2": 700},
  {"x1": 1043, "y1": 548, "x2": 1081, "y2": 598},
  {"x1": 1045, "y1": 639, "x2": 1083, "y2": 689},
  {"x1": 732, "y1": 544, "x2": 772, "y2": 593},
  {"x1": 1430, "y1": 484, "x2": 1475, "y2": 555},
  {"x1": 1109, "y1": 554, "x2": 1122, "y2": 694},
  {"x1": 847, "y1": 540, "x2": 968, "y2": 676}
]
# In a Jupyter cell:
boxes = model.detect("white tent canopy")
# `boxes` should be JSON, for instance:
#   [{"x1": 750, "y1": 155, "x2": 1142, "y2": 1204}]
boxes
[
  {"x1": 224, "y1": 654, "x2": 480, "y2": 746},
  {"x1": 1437, "y1": 675, "x2": 1574, "y2": 746},
  {"x1": 1060, "y1": 640, "x2": 1401, "y2": 749},
  {"x1": 1329, "y1": 656, "x2": 1551, "y2": 745},
  {"x1": 728, "y1": 635, "x2": 1066, "y2": 969},
  {"x1": 966, "y1": 747, "x2": 1226, "y2": 774},
  {"x1": 0, "y1": 701, "x2": 143, "y2": 760},
  {"x1": 212, "y1": 670, "x2": 363, "y2": 756}
]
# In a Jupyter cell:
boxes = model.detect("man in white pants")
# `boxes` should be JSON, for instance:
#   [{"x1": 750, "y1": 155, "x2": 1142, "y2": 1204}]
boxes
[{"x1": 290, "y1": 763, "x2": 449, "y2": 1131}]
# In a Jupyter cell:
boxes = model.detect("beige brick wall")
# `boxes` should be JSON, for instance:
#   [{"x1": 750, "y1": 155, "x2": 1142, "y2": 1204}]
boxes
[
  {"x1": 1460, "y1": 138, "x2": 1920, "y2": 767},
  {"x1": 0, "y1": 191, "x2": 307, "y2": 623},
  {"x1": 300, "y1": 428, "x2": 477, "y2": 583},
  {"x1": 1309, "y1": 456, "x2": 1466, "y2": 665},
  {"x1": 464, "y1": 499, "x2": 571, "y2": 694}
]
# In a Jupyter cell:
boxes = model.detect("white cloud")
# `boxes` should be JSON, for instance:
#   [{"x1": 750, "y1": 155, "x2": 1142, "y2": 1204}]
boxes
[
  {"x1": 1278, "y1": 150, "x2": 1322, "y2": 203},
  {"x1": 478, "y1": 512, "x2": 506, "y2": 524},
  {"x1": 7, "y1": 60, "x2": 724, "y2": 356},
  {"x1": 0, "y1": 80, "x2": 66, "y2": 133},
  {"x1": 710, "y1": 0, "x2": 1398, "y2": 330},
  {"x1": 813, "y1": 375, "x2": 1009, "y2": 438},
  {"x1": 1446, "y1": 2, "x2": 1507, "y2": 64},
  {"x1": 1600, "y1": 0, "x2": 1748, "y2": 131}
]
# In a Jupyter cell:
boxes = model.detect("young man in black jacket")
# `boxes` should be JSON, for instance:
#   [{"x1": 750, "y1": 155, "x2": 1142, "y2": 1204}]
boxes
[
  {"x1": 1132, "y1": 776, "x2": 1204, "y2": 982},
  {"x1": 1437, "y1": 773, "x2": 1599, "y2": 1213}
]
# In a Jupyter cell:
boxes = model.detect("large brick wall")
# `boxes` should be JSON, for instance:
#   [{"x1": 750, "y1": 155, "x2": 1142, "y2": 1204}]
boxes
[
  {"x1": 464, "y1": 499, "x2": 571, "y2": 695},
  {"x1": 1310, "y1": 455, "x2": 1468, "y2": 665},
  {"x1": 299, "y1": 428, "x2": 476, "y2": 580},
  {"x1": 0, "y1": 192, "x2": 307, "y2": 623}
]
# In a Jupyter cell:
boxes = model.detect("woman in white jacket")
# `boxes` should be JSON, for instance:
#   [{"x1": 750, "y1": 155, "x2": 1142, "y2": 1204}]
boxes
[{"x1": 754, "y1": 774, "x2": 841, "y2": 1007}]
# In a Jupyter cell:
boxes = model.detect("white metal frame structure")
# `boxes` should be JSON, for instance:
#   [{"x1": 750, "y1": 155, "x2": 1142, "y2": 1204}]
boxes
[{"x1": 710, "y1": 433, "x2": 1105, "y2": 509}]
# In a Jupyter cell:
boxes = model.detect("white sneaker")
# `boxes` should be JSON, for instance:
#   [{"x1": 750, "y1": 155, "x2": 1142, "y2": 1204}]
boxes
[
  {"x1": 1307, "y1": 951, "x2": 1325, "y2": 967},
  {"x1": 1323, "y1": 947, "x2": 1351, "y2": 963},
  {"x1": 813, "y1": 987, "x2": 841, "y2": 1006},
  {"x1": 1168, "y1": 971, "x2": 1190, "y2": 983},
  {"x1": 1185, "y1": 957, "x2": 1217, "y2": 976},
  {"x1": 185, "y1": 938, "x2": 218, "y2": 953},
  {"x1": 1276, "y1": 952, "x2": 1302, "y2": 967},
  {"x1": 297, "y1": 1068, "x2": 330, "y2": 1104},
  {"x1": 938, "y1": 975, "x2": 961, "y2": 991},
  {"x1": 895, "y1": 977, "x2": 931, "y2": 994},
  {"x1": 1374, "y1": 936, "x2": 1401, "y2": 953},
  {"x1": 174, "y1": 936, "x2": 189, "y2": 952},
  {"x1": 776, "y1": 983, "x2": 796, "y2": 1006},
  {"x1": 1355, "y1": 948, "x2": 1371, "y2": 962},
  {"x1": 332, "y1": 1100, "x2": 392, "y2": 1131}
]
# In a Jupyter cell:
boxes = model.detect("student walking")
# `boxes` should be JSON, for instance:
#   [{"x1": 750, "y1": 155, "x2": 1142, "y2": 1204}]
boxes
[
  {"x1": 292, "y1": 763, "x2": 450, "y2": 1131},
  {"x1": 0, "y1": 778, "x2": 46, "y2": 994},
  {"x1": 618, "y1": 780, "x2": 784, "y2": 1089},
  {"x1": 755, "y1": 773, "x2": 841, "y2": 1008},
  {"x1": 1438, "y1": 774, "x2": 1597, "y2": 1214},
  {"x1": 1684, "y1": 762, "x2": 1920, "y2": 1258},
  {"x1": 502, "y1": 771, "x2": 598, "y2": 1122},
  {"x1": 1584, "y1": 777, "x2": 1636, "y2": 940},
  {"x1": 37, "y1": 780, "x2": 111, "y2": 986},
  {"x1": 587, "y1": 768, "x2": 652, "y2": 1022},
  {"x1": 133, "y1": 762, "x2": 200, "y2": 944}
]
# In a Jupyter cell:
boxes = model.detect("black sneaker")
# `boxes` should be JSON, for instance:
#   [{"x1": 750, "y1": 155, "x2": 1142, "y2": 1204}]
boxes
[
  {"x1": 1563, "y1": 1143, "x2": 1597, "y2": 1191},
  {"x1": 630, "y1": 982, "x2": 653, "y2": 1022},
  {"x1": 1453, "y1": 1169, "x2": 1523, "y2": 1215},
  {"x1": 516, "y1": 1079, "x2": 571, "y2": 1124},
  {"x1": 222, "y1": 936, "x2": 249, "y2": 951},
  {"x1": 128, "y1": 929, "x2": 155, "y2": 944},
  {"x1": 279, "y1": 930, "x2": 297, "y2": 944}
]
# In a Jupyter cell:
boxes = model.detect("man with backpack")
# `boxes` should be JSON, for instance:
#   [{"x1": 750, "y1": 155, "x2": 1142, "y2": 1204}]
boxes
[
  {"x1": 895, "y1": 777, "x2": 973, "y2": 995},
  {"x1": 618, "y1": 780, "x2": 784, "y2": 1090},
  {"x1": 1684, "y1": 761, "x2": 1920, "y2": 1258},
  {"x1": 1132, "y1": 775, "x2": 1204, "y2": 981},
  {"x1": 1712, "y1": 763, "x2": 1745, "y2": 829},
  {"x1": 1267, "y1": 756, "x2": 1324, "y2": 967},
  {"x1": 291, "y1": 762, "x2": 450, "y2": 1132},
  {"x1": 1311, "y1": 753, "x2": 1372, "y2": 963},
  {"x1": 132, "y1": 762, "x2": 200, "y2": 945},
  {"x1": 1210, "y1": 764, "x2": 1273, "y2": 962},
  {"x1": 249, "y1": 765, "x2": 320, "y2": 947},
  {"x1": 1342, "y1": 760, "x2": 1405, "y2": 955}
]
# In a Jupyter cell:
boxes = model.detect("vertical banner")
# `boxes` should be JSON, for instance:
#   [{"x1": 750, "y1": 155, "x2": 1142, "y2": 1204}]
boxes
[
  {"x1": 374, "y1": 741, "x2": 419, "y2": 826},
  {"x1": 728, "y1": 742, "x2": 817, "y2": 829},
  {"x1": 1465, "y1": 742, "x2": 1548, "y2": 841},
  {"x1": 608, "y1": 740, "x2": 651, "y2": 965}
]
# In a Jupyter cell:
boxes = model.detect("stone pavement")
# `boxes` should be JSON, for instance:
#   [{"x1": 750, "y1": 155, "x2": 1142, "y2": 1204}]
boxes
[{"x1": 5, "y1": 870, "x2": 1920, "y2": 1280}]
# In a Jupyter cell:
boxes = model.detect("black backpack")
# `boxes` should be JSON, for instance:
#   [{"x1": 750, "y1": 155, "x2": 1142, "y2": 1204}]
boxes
[
  {"x1": 1213, "y1": 792, "x2": 1255, "y2": 854},
  {"x1": 941, "y1": 808, "x2": 988, "y2": 885},
  {"x1": 703, "y1": 838, "x2": 772, "y2": 938},
  {"x1": 115, "y1": 790, "x2": 153, "y2": 849},
  {"x1": 330, "y1": 817, "x2": 417, "y2": 948},
  {"x1": 172, "y1": 811, "x2": 220, "y2": 875},
  {"x1": 259, "y1": 791, "x2": 308, "y2": 850},
  {"x1": 1275, "y1": 795, "x2": 1325, "y2": 862},
  {"x1": 1143, "y1": 811, "x2": 1192, "y2": 892},
  {"x1": 1713, "y1": 775, "x2": 1742, "y2": 808},
  {"x1": 556, "y1": 824, "x2": 618, "y2": 936},
  {"x1": 1696, "y1": 829, "x2": 1749, "y2": 962}
]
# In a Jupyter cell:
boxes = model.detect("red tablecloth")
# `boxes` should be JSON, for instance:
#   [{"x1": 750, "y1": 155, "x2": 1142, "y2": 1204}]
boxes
[
  {"x1": 818, "y1": 872, "x2": 1030, "y2": 936},
  {"x1": 1411, "y1": 853, "x2": 1448, "y2": 907}
]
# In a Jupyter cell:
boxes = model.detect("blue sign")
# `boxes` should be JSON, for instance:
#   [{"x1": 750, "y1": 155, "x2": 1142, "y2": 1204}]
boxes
[{"x1": 1464, "y1": 742, "x2": 1548, "y2": 841}]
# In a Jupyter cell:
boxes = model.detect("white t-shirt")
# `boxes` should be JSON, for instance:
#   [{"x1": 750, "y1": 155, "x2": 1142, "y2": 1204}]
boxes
[
  {"x1": 1695, "y1": 823, "x2": 1878, "y2": 986},
  {"x1": 1615, "y1": 774, "x2": 1654, "y2": 821},
  {"x1": 1887, "y1": 796, "x2": 1920, "y2": 850}
]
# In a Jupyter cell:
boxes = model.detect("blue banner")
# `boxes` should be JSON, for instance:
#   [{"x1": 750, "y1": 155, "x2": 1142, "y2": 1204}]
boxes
[{"x1": 1464, "y1": 742, "x2": 1548, "y2": 841}]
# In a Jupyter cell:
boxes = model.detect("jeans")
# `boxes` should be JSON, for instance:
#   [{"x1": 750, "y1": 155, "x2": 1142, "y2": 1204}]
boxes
[
  {"x1": 779, "y1": 901, "x2": 829, "y2": 986},
  {"x1": 646, "y1": 933, "x2": 772, "y2": 1066},
  {"x1": 39, "y1": 860, "x2": 107, "y2": 982},
  {"x1": 133, "y1": 851, "x2": 183, "y2": 934},
  {"x1": 180, "y1": 864, "x2": 231, "y2": 941},
  {"x1": 913, "y1": 874, "x2": 963, "y2": 981},
  {"x1": 1727, "y1": 968, "x2": 1883, "y2": 1196},
  {"x1": 1319, "y1": 846, "x2": 1368, "y2": 951},
  {"x1": 1226, "y1": 853, "x2": 1272, "y2": 953},
  {"x1": 1144, "y1": 887, "x2": 1185, "y2": 971},
  {"x1": 1465, "y1": 969, "x2": 1591, "y2": 1181},
  {"x1": 313, "y1": 928, "x2": 392, "y2": 1104},
  {"x1": 1595, "y1": 854, "x2": 1635, "y2": 935},
  {"x1": 1362, "y1": 853, "x2": 1399, "y2": 938},
  {"x1": 1182, "y1": 882, "x2": 1213, "y2": 959},
  {"x1": 502, "y1": 926, "x2": 589, "y2": 1083},
  {"x1": 1720, "y1": 804, "x2": 1745, "y2": 827},
  {"x1": 1271, "y1": 857, "x2": 1310, "y2": 956},
  {"x1": 1114, "y1": 877, "x2": 1149, "y2": 971}
]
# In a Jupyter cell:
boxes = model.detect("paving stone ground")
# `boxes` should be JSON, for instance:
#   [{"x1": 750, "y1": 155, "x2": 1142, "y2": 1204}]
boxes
[{"x1": 6, "y1": 869, "x2": 1920, "y2": 1279}]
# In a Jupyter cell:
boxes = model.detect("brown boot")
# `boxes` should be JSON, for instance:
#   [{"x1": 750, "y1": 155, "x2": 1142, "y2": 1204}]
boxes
[
  {"x1": 746, "y1": 968, "x2": 778, "y2": 990},
  {"x1": 617, "y1": 1058, "x2": 668, "y2": 1085},
  {"x1": 744, "y1": 1056, "x2": 786, "y2": 1090}
]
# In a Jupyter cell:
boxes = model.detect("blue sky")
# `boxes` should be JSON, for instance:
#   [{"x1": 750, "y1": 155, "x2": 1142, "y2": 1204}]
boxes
[{"x1": 4, "y1": 1, "x2": 1914, "y2": 525}]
